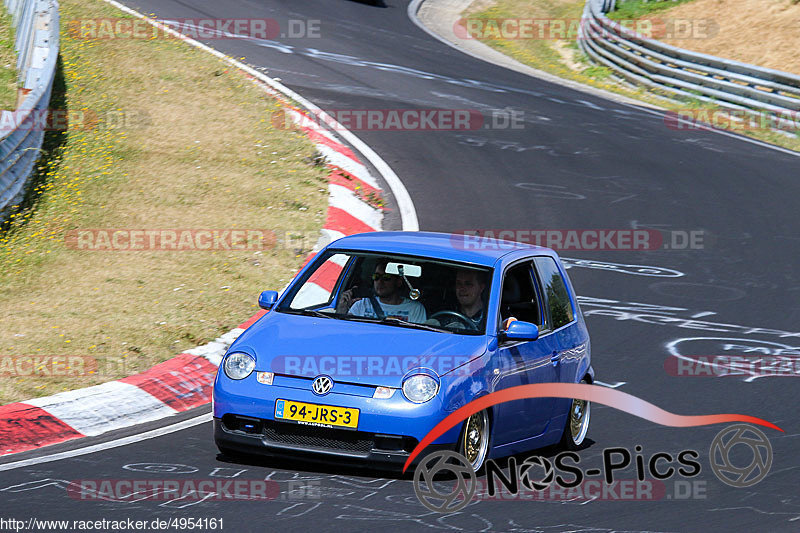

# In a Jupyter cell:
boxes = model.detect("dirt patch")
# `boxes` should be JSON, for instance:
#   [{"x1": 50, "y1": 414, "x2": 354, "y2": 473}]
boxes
[
  {"x1": 658, "y1": 0, "x2": 800, "y2": 76},
  {"x1": 552, "y1": 39, "x2": 583, "y2": 71}
]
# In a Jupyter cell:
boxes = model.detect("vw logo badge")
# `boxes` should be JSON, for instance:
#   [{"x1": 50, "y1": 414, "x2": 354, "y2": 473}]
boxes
[{"x1": 312, "y1": 375, "x2": 333, "y2": 396}]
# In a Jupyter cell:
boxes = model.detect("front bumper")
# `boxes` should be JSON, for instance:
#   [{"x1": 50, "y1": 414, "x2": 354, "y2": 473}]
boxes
[
  {"x1": 213, "y1": 369, "x2": 463, "y2": 444},
  {"x1": 214, "y1": 417, "x2": 451, "y2": 470}
]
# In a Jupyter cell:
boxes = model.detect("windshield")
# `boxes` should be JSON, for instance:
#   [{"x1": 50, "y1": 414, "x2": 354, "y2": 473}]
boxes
[{"x1": 276, "y1": 251, "x2": 493, "y2": 335}]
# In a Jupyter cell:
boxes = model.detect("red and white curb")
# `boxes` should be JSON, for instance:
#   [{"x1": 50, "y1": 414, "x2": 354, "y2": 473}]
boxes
[{"x1": 0, "y1": 1, "x2": 417, "y2": 457}]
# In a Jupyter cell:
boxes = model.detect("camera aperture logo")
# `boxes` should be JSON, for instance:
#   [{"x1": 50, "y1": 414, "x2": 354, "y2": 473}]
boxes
[
  {"x1": 709, "y1": 424, "x2": 772, "y2": 488},
  {"x1": 413, "y1": 451, "x2": 477, "y2": 513}
]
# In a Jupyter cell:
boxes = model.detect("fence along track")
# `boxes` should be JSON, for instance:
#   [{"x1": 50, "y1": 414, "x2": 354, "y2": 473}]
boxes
[
  {"x1": 578, "y1": 0, "x2": 800, "y2": 123},
  {"x1": 0, "y1": 0, "x2": 58, "y2": 221}
]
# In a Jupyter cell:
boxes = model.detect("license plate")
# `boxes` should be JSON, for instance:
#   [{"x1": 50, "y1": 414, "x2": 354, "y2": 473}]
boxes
[{"x1": 274, "y1": 399, "x2": 360, "y2": 430}]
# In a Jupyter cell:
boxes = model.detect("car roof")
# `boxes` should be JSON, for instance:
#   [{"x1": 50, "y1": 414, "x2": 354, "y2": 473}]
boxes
[{"x1": 326, "y1": 231, "x2": 552, "y2": 267}]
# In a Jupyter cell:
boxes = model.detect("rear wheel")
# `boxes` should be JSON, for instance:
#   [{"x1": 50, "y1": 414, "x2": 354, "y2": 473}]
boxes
[
  {"x1": 458, "y1": 410, "x2": 490, "y2": 471},
  {"x1": 560, "y1": 381, "x2": 591, "y2": 450}
]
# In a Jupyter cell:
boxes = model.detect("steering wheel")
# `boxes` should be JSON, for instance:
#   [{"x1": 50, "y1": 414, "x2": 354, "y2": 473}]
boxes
[{"x1": 429, "y1": 310, "x2": 479, "y2": 331}]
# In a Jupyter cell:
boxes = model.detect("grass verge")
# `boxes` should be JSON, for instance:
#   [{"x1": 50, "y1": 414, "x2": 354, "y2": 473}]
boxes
[
  {"x1": 0, "y1": 0, "x2": 329, "y2": 404},
  {"x1": 462, "y1": 0, "x2": 800, "y2": 152},
  {"x1": 0, "y1": 3, "x2": 17, "y2": 110},
  {"x1": 607, "y1": 0, "x2": 696, "y2": 20}
]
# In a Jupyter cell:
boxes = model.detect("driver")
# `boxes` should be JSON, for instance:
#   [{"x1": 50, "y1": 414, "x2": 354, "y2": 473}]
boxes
[
  {"x1": 442, "y1": 269, "x2": 487, "y2": 329},
  {"x1": 336, "y1": 259, "x2": 427, "y2": 324}
]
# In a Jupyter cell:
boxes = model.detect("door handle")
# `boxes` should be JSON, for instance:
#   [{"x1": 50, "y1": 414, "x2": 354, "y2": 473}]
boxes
[{"x1": 551, "y1": 351, "x2": 560, "y2": 366}]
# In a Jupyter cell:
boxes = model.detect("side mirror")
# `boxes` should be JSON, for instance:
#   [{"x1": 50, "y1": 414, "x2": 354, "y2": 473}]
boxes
[
  {"x1": 502, "y1": 320, "x2": 539, "y2": 341},
  {"x1": 258, "y1": 290, "x2": 279, "y2": 310}
]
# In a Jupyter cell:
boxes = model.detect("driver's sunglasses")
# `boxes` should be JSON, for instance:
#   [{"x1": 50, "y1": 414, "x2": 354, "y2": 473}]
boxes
[{"x1": 372, "y1": 273, "x2": 395, "y2": 281}]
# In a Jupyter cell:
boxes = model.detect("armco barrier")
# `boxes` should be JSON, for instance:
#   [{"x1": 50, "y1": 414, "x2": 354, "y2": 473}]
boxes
[
  {"x1": 0, "y1": 0, "x2": 59, "y2": 221},
  {"x1": 579, "y1": 0, "x2": 800, "y2": 120}
]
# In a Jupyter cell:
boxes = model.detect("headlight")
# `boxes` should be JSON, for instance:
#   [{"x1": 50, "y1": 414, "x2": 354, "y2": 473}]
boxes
[
  {"x1": 223, "y1": 353, "x2": 256, "y2": 380},
  {"x1": 402, "y1": 374, "x2": 439, "y2": 403}
]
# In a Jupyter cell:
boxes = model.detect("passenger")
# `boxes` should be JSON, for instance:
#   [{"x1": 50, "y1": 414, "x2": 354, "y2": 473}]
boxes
[{"x1": 336, "y1": 259, "x2": 427, "y2": 323}]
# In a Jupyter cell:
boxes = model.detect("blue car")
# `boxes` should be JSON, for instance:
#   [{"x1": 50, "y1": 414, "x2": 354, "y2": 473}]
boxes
[{"x1": 213, "y1": 231, "x2": 593, "y2": 471}]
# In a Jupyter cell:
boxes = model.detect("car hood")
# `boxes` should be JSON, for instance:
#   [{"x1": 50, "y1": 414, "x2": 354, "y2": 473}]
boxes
[{"x1": 229, "y1": 311, "x2": 489, "y2": 387}]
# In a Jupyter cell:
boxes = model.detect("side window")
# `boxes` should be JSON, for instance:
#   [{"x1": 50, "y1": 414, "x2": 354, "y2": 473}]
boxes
[
  {"x1": 290, "y1": 253, "x2": 348, "y2": 309},
  {"x1": 533, "y1": 257, "x2": 575, "y2": 329},
  {"x1": 499, "y1": 262, "x2": 541, "y2": 327}
]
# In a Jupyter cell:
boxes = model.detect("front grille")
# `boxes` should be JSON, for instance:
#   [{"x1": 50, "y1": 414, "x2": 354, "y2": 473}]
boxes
[
  {"x1": 263, "y1": 421, "x2": 373, "y2": 453},
  {"x1": 223, "y1": 415, "x2": 418, "y2": 455}
]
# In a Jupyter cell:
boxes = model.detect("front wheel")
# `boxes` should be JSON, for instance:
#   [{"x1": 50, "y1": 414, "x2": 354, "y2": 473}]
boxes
[
  {"x1": 458, "y1": 409, "x2": 491, "y2": 471},
  {"x1": 560, "y1": 382, "x2": 591, "y2": 450}
]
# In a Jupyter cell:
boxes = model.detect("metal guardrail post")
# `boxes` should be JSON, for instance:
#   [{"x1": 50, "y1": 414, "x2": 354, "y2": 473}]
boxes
[
  {"x1": 580, "y1": 0, "x2": 800, "y2": 124},
  {"x1": 0, "y1": 0, "x2": 59, "y2": 221}
]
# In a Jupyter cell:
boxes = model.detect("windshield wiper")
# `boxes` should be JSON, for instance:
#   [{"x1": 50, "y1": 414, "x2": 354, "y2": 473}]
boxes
[
  {"x1": 380, "y1": 316, "x2": 449, "y2": 333},
  {"x1": 337, "y1": 314, "x2": 444, "y2": 332},
  {"x1": 338, "y1": 314, "x2": 382, "y2": 323},
  {"x1": 285, "y1": 309, "x2": 336, "y2": 319}
]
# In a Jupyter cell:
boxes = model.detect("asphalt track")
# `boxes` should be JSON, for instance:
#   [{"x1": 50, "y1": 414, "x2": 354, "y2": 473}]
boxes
[{"x1": 2, "y1": 0, "x2": 799, "y2": 531}]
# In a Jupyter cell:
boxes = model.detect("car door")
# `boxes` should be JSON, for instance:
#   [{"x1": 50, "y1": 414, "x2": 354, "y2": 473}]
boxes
[
  {"x1": 533, "y1": 256, "x2": 581, "y2": 415},
  {"x1": 491, "y1": 260, "x2": 559, "y2": 446}
]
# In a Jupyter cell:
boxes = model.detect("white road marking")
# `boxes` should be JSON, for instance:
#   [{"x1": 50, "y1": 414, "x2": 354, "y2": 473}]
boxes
[
  {"x1": 185, "y1": 328, "x2": 244, "y2": 366},
  {"x1": 0, "y1": 414, "x2": 212, "y2": 472},
  {"x1": 312, "y1": 229, "x2": 347, "y2": 254},
  {"x1": 594, "y1": 380, "x2": 626, "y2": 389},
  {"x1": 581, "y1": 297, "x2": 800, "y2": 339},
  {"x1": 24, "y1": 382, "x2": 179, "y2": 436},
  {"x1": 665, "y1": 337, "x2": 800, "y2": 382},
  {"x1": 328, "y1": 184, "x2": 383, "y2": 230},
  {"x1": 316, "y1": 145, "x2": 380, "y2": 189},
  {"x1": 578, "y1": 99, "x2": 605, "y2": 110},
  {"x1": 562, "y1": 258, "x2": 685, "y2": 278}
]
